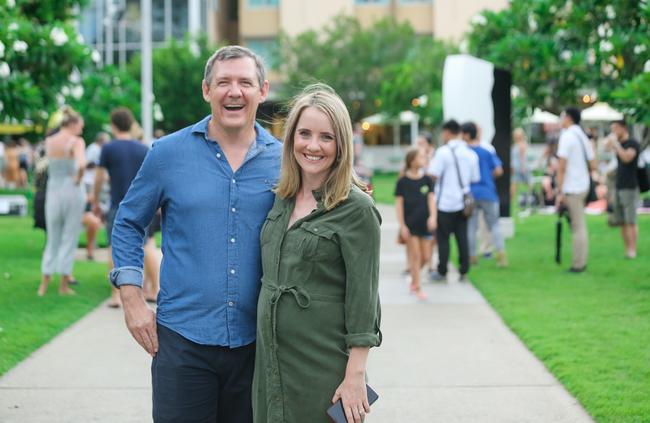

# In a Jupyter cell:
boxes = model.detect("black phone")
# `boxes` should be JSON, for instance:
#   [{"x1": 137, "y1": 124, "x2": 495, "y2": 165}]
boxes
[{"x1": 326, "y1": 384, "x2": 379, "y2": 423}]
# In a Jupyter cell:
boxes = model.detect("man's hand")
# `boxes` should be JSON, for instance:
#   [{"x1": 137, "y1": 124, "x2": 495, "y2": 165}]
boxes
[
  {"x1": 92, "y1": 202, "x2": 102, "y2": 218},
  {"x1": 555, "y1": 193, "x2": 565, "y2": 211},
  {"x1": 120, "y1": 285, "x2": 158, "y2": 357}
]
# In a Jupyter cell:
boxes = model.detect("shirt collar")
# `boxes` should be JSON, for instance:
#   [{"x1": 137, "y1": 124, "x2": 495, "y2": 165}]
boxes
[{"x1": 191, "y1": 115, "x2": 277, "y2": 147}]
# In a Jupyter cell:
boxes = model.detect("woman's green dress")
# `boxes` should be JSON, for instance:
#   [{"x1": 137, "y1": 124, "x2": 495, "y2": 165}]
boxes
[{"x1": 252, "y1": 186, "x2": 382, "y2": 423}]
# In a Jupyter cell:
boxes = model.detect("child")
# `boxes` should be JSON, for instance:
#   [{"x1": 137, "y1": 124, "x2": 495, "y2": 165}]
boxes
[{"x1": 395, "y1": 148, "x2": 437, "y2": 300}]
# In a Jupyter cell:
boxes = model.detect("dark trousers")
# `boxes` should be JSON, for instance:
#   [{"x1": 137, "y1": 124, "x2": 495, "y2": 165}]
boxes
[
  {"x1": 152, "y1": 324, "x2": 255, "y2": 423},
  {"x1": 437, "y1": 210, "x2": 470, "y2": 276}
]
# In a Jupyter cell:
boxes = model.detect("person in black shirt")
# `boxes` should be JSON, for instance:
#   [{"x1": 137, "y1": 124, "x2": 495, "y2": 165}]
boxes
[
  {"x1": 606, "y1": 120, "x2": 641, "y2": 259},
  {"x1": 395, "y1": 148, "x2": 437, "y2": 300}
]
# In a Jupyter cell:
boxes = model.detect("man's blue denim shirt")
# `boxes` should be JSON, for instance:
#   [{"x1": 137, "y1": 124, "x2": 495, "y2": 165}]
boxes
[{"x1": 109, "y1": 116, "x2": 282, "y2": 347}]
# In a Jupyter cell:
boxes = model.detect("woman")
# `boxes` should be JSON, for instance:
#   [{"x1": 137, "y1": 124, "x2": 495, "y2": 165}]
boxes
[
  {"x1": 253, "y1": 84, "x2": 382, "y2": 423},
  {"x1": 510, "y1": 127, "x2": 529, "y2": 201},
  {"x1": 38, "y1": 107, "x2": 86, "y2": 296}
]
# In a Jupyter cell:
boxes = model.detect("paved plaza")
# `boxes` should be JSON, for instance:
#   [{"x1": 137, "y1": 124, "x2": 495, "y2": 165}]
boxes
[{"x1": 0, "y1": 205, "x2": 593, "y2": 422}]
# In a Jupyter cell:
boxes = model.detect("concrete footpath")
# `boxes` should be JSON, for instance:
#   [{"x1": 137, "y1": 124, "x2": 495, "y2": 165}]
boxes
[{"x1": 0, "y1": 205, "x2": 594, "y2": 422}]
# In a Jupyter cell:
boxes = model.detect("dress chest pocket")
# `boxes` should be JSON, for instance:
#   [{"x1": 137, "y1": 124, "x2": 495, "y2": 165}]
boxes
[
  {"x1": 298, "y1": 222, "x2": 340, "y2": 261},
  {"x1": 261, "y1": 208, "x2": 283, "y2": 246}
]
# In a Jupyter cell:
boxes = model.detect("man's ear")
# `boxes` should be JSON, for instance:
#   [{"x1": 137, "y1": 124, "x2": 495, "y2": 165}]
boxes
[
  {"x1": 259, "y1": 80, "x2": 270, "y2": 103},
  {"x1": 202, "y1": 79, "x2": 211, "y2": 103}
]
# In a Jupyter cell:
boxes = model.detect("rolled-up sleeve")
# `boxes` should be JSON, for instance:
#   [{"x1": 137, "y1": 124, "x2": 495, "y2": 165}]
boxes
[
  {"x1": 109, "y1": 145, "x2": 163, "y2": 288},
  {"x1": 339, "y1": 205, "x2": 382, "y2": 349}
]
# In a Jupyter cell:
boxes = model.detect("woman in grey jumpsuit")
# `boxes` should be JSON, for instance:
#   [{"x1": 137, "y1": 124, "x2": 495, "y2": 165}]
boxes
[{"x1": 38, "y1": 107, "x2": 87, "y2": 296}]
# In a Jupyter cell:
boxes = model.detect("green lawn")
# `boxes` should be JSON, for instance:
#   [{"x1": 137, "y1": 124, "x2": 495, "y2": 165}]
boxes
[
  {"x1": 0, "y1": 216, "x2": 111, "y2": 376},
  {"x1": 472, "y1": 215, "x2": 650, "y2": 423},
  {"x1": 371, "y1": 172, "x2": 650, "y2": 422}
]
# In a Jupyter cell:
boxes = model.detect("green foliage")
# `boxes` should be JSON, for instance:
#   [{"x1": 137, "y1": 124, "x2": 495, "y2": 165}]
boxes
[
  {"x1": 65, "y1": 65, "x2": 141, "y2": 144},
  {"x1": 127, "y1": 36, "x2": 217, "y2": 134},
  {"x1": 0, "y1": 0, "x2": 94, "y2": 125},
  {"x1": 278, "y1": 16, "x2": 456, "y2": 123},
  {"x1": 467, "y1": 0, "x2": 649, "y2": 124},
  {"x1": 472, "y1": 214, "x2": 650, "y2": 422},
  {"x1": 0, "y1": 216, "x2": 110, "y2": 376}
]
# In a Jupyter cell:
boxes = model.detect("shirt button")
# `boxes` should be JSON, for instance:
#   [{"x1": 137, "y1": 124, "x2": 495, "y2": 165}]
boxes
[
  {"x1": 230, "y1": 238, "x2": 236, "y2": 243},
  {"x1": 232, "y1": 179, "x2": 236, "y2": 184},
  {"x1": 228, "y1": 301, "x2": 234, "y2": 307},
  {"x1": 230, "y1": 269, "x2": 235, "y2": 275},
  {"x1": 216, "y1": 153, "x2": 221, "y2": 158},
  {"x1": 231, "y1": 207, "x2": 236, "y2": 212},
  {"x1": 314, "y1": 228, "x2": 318, "y2": 232}
]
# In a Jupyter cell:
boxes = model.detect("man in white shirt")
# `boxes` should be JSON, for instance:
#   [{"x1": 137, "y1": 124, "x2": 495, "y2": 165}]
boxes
[
  {"x1": 556, "y1": 107, "x2": 596, "y2": 272},
  {"x1": 429, "y1": 120, "x2": 480, "y2": 281}
]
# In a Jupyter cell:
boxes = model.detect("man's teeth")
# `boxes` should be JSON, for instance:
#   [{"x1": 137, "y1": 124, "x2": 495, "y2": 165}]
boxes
[
  {"x1": 305, "y1": 154, "x2": 323, "y2": 162},
  {"x1": 224, "y1": 105, "x2": 244, "y2": 110}
]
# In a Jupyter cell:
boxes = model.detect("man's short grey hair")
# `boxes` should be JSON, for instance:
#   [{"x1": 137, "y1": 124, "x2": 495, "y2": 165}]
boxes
[{"x1": 204, "y1": 45, "x2": 267, "y2": 89}]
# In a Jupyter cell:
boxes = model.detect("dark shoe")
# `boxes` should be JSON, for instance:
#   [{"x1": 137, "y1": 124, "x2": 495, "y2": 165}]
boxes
[
  {"x1": 567, "y1": 266, "x2": 586, "y2": 273},
  {"x1": 68, "y1": 279, "x2": 79, "y2": 285},
  {"x1": 459, "y1": 274, "x2": 469, "y2": 282},
  {"x1": 430, "y1": 271, "x2": 446, "y2": 282}
]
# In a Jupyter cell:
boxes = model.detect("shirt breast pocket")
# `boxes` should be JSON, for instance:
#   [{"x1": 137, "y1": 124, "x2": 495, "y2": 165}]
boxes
[{"x1": 299, "y1": 223, "x2": 340, "y2": 261}]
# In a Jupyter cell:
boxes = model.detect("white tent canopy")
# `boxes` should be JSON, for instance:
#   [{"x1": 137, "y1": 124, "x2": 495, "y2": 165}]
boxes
[
  {"x1": 525, "y1": 108, "x2": 560, "y2": 124},
  {"x1": 362, "y1": 111, "x2": 420, "y2": 146},
  {"x1": 581, "y1": 102, "x2": 623, "y2": 122}
]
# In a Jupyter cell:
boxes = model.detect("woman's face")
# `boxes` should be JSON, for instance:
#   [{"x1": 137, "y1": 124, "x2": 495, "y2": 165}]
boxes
[{"x1": 293, "y1": 106, "x2": 338, "y2": 185}]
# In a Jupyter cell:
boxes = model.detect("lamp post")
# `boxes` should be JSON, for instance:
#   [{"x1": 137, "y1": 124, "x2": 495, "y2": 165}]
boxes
[{"x1": 141, "y1": 0, "x2": 153, "y2": 146}]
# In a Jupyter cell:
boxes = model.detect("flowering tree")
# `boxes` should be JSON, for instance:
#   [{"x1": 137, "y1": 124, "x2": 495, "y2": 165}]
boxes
[
  {"x1": 466, "y1": 0, "x2": 649, "y2": 129},
  {"x1": 0, "y1": 0, "x2": 96, "y2": 125}
]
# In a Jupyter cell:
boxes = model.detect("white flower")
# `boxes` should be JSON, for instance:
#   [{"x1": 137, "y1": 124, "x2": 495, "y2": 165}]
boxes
[
  {"x1": 91, "y1": 49, "x2": 102, "y2": 63},
  {"x1": 599, "y1": 40, "x2": 614, "y2": 53},
  {"x1": 189, "y1": 41, "x2": 200, "y2": 58},
  {"x1": 601, "y1": 62, "x2": 614, "y2": 76},
  {"x1": 560, "y1": 50, "x2": 572, "y2": 61},
  {"x1": 12, "y1": 40, "x2": 28, "y2": 53},
  {"x1": 549, "y1": 5, "x2": 557, "y2": 13},
  {"x1": 39, "y1": 110, "x2": 49, "y2": 119},
  {"x1": 69, "y1": 68, "x2": 81, "y2": 83},
  {"x1": 555, "y1": 29, "x2": 567, "y2": 40},
  {"x1": 6, "y1": 0, "x2": 15, "y2": 8},
  {"x1": 56, "y1": 94, "x2": 65, "y2": 106},
  {"x1": 528, "y1": 14, "x2": 538, "y2": 31},
  {"x1": 71, "y1": 85, "x2": 84, "y2": 100},
  {"x1": 471, "y1": 14, "x2": 487, "y2": 26},
  {"x1": 605, "y1": 5, "x2": 616, "y2": 19},
  {"x1": 587, "y1": 49, "x2": 596, "y2": 65},
  {"x1": 77, "y1": 34, "x2": 85, "y2": 43},
  {"x1": 597, "y1": 24, "x2": 607, "y2": 38},
  {"x1": 0, "y1": 61, "x2": 10, "y2": 78},
  {"x1": 61, "y1": 86, "x2": 70, "y2": 96},
  {"x1": 50, "y1": 27, "x2": 69, "y2": 46},
  {"x1": 511, "y1": 86, "x2": 521, "y2": 99},
  {"x1": 8, "y1": 22, "x2": 18, "y2": 31},
  {"x1": 606, "y1": 27, "x2": 613, "y2": 37},
  {"x1": 645, "y1": 60, "x2": 650, "y2": 73},
  {"x1": 153, "y1": 103, "x2": 164, "y2": 122},
  {"x1": 0, "y1": 41, "x2": 4, "y2": 58},
  {"x1": 459, "y1": 39, "x2": 469, "y2": 54},
  {"x1": 0, "y1": 101, "x2": 3, "y2": 113},
  {"x1": 634, "y1": 44, "x2": 647, "y2": 54}
]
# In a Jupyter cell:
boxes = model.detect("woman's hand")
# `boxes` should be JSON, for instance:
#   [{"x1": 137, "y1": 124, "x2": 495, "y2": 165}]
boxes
[
  {"x1": 427, "y1": 215, "x2": 437, "y2": 233},
  {"x1": 332, "y1": 371, "x2": 370, "y2": 422},
  {"x1": 400, "y1": 226, "x2": 410, "y2": 242}
]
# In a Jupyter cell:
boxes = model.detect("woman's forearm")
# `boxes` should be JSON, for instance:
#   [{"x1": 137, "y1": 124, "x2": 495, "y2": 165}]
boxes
[{"x1": 346, "y1": 347, "x2": 370, "y2": 376}]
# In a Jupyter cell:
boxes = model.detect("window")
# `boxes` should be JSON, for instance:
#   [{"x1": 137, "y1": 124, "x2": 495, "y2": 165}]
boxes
[
  {"x1": 355, "y1": 0, "x2": 388, "y2": 4},
  {"x1": 245, "y1": 38, "x2": 279, "y2": 70},
  {"x1": 400, "y1": 0, "x2": 430, "y2": 3},
  {"x1": 248, "y1": 0, "x2": 279, "y2": 7}
]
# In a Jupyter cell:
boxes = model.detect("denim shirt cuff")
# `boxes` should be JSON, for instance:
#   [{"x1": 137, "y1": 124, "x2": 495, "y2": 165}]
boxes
[{"x1": 109, "y1": 266, "x2": 144, "y2": 289}]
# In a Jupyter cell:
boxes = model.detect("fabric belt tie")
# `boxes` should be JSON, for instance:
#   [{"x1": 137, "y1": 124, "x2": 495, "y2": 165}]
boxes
[{"x1": 264, "y1": 283, "x2": 311, "y2": 352}]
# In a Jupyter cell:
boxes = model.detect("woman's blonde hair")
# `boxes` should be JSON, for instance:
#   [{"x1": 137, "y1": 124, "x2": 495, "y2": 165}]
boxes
[
  {"x1": 60, "y1": 106, "x2": 82, "y2": 128},
  {"x1": 275, "y1": 83, "x2": 368, "y2": 210}
]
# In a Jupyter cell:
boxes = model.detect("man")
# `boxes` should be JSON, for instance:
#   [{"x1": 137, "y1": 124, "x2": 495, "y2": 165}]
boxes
[
  {"x1": 607, "y1": 120, "x2": 641, "y2": 259},
  {"x1": 461, "y1": 122, "x2": 507, "y2": 268},
  {"x1": 109, "y1": 46, "x2": 281, "y2": 422},
  {"x1": 93, "y1": 108, "x2": 150, "y2": 306},
  {"x1": 429, "y1": 119, "x2": 480, "y2": 281},
  {"x1": 555, "y1": 107, "x2": 596, "y2": 273}
]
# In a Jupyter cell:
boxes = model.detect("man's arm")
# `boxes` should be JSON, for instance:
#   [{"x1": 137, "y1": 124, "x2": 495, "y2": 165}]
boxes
[
  {"x1": 614, "y1": 143, "x2": 638, "y2": 164},
  {"x1": 555, "y1": 158, "x2": 567, "y2": 208},
  {"x1": 109, "y1": 148, "x2": 162, "y2": 356},
  {"x1": 92, "y1": 167, "x2": 106, "y2": 216}
]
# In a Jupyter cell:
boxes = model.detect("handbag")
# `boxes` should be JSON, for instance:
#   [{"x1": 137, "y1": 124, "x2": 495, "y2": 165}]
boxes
[
  {"x1": 576, "y1": 129, "x2": 597, "y2": 204},
  {"x1": 638, "y1": 165, "x2": 649, "y2": 194},
  {"x1": 450, "y1": 147, "x2": 474, "y2": 218}
]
